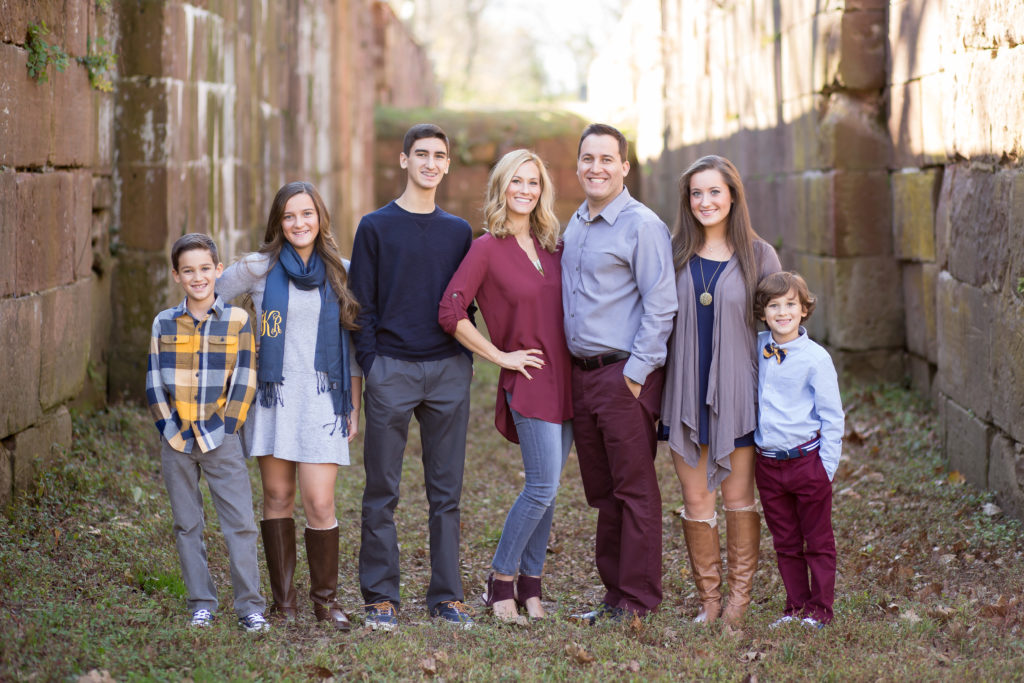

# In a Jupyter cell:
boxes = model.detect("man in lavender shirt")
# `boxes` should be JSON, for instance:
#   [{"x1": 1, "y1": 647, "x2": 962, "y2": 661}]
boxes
[{"x1": 562, "y1": 123, "x2": 678, "y2": 621}]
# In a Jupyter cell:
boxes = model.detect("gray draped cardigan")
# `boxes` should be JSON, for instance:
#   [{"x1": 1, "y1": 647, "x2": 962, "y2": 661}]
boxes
[{"x1": 661, "y1": 240, "x2": 781, "y2": 490}]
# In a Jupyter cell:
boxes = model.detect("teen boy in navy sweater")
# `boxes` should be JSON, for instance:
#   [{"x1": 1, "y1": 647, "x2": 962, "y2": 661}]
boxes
[
  {"x1": 753, "y1": 271, "x2": 844, "y2": 629},
  {"x1": 349, "y1": 124, "x2": 475, "y2": 630}
]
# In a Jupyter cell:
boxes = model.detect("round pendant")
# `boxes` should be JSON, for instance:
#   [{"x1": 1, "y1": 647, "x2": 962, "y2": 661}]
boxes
[{"x1": 700, "y1": 292, "x2": 713, "y2": 306}]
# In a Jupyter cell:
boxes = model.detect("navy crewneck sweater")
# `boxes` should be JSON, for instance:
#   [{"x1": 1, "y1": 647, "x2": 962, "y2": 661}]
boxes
[{"x1": 349, "y1": 200, "x2": 473, "y2": 373}]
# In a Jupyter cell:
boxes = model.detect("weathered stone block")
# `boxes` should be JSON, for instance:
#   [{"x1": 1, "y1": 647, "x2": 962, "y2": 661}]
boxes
[
  {"x1": 784, "y1": 95, "x2": 826, "y2": 172},
  {"x1": 832, "y1": 348, "x2": 906, "y2": 385},
  {"x1": 15, "y1": 172, "x2": 76, "y2": 295},
  {"x1": 832, "y1": 169, "x2": 892, "y2": 257},
  {"x1": 52, "y1": 65, "x2": 95, "y2": 167},
  {"x1": 114, "y1": 78, "x2": 177, "y2": 166},
  {"x1": 892, "y1": 168, "x2": 939, "y2": 262},
  {"x1": 935, "y1": 271, "x2": 993, "y2": 420},
  {"x1": 952, "y1": 0, "x2": 1024, "y2": 50},
  {"x1": 0, "y1": 443, "x2": 11, "y2": 509},
  {"x1": 116, "y1": 165, "x2": 177, "y2": 251},
  {"x1": 39, "y1": 280, "x2": 91, "y2": 410},
  {"x1": 946, "y1": 48, "x2": 1024, "y2": 158},
  {"x1": 991, "y1": 295, "x2": 1024, "y2": 444},
  {"x1": 9, "y1": 407, "x2": 72, "y2": 493},
  {"x1": 118, "y1": 0, "x2": 188, "y2": 80},
  {"x1": 907, "y1": 353, "x2": 935, "y2": 400},
  {"x1": 889, "y1": 0, "x2": 945, "y2": 84},
  {"x1": 989, "y1": 433, "x2": 1024, "y2": 521},
  {"x1": 819, "y1": 92, "x2": 890, "y2": 170},
  {"x1": 902, "y1": 262, "x2": 939, "y2": 362},
  {"x1": 0, "y1": 294, "x2": 42, "y2": 437},
  {"x1": 946, "y1": 167, "x2": 1012, "y2": 289},
  {"x1": 108, "y1": 250, "x2": 172, "y2": 400},
  {"x1": 92, "y1": 177, "x2": 113, "y2": 211},
  {"x1": 71, "y1": 171, "x2": 93, "y2": 281},
  {"x1": 934, "y1": 163, "x2": 955, "y2": 269},
  {"x1": 944, "y1": 397, "x2": 991, "y2": 489},
  {"x1": 838, "y1": 9, "x2": 886, "y2": 90},
  {"x1": 0, "y1": 42, "x2": 53, "y2": 168},
  {"x1": 917, "y1": 73, "x2": 947, "y2": 167},
  {"x1": 830, "y1": 256, "x2": 905, "y2": 350},
  {"x1": 1008, "y1": 171, "x2": 1024, "y2": 291},
  {"x1": 0, "y1": 171, "x2": 16, "y2": 297}
]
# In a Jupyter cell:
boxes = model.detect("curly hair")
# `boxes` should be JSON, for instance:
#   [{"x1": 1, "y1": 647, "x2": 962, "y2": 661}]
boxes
[
  {"x1": 483, "y1": 149, "x2": 561, "y2": 253},
  {"x1": 754, "y1": 271, "x2": 817, "y2": 323}
]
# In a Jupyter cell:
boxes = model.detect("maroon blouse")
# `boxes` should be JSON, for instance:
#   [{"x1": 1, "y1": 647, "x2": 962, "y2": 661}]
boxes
[{"x1": 439, "y1": 232, "x2": 573, "y2": 443}]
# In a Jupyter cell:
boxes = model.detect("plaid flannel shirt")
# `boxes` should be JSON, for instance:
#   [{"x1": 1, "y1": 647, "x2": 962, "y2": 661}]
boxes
[{"x1": 146, "y1": 296, "x2": 257, "y2": 453}]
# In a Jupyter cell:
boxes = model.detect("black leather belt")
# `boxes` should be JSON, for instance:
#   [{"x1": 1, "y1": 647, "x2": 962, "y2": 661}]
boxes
[{"x1": 571, "y1": 351, "x2": 630, "y2": 371}]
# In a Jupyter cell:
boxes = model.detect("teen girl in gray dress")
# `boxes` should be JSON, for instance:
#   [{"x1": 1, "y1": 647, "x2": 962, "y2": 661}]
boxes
[{"x1": 218, "y1": 181, "x2": 361, "y2": 631}]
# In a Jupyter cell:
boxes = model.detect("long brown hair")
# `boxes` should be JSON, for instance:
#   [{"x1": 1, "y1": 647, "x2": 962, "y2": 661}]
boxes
[
  {"x1": 259, "y1": 181, "x2": 359, "y2": 329},
  {"x1": 483, "y1": 149, "x2": 561, "y2": 252},
  {"x1": 672, "y1": 155, "x2": 764, "y2": 323}
]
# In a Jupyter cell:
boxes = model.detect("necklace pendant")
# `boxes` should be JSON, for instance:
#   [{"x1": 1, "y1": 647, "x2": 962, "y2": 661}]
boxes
[{"x1": 700, "y1": 292, "x2": 713, "y2": 306}]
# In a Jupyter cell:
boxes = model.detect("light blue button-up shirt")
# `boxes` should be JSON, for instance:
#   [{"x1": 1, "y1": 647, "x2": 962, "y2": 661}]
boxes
[
  {"x1": 755, "y1": 329, "x2": 845, "y2": 480},
  {"x1": 561, "y1": 188, "x2": 678, "y2": 384}
]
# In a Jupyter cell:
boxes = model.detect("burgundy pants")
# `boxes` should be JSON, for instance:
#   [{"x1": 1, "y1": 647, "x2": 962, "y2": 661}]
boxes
[
  {"x1": 755, "y1": 451, "x2": 836, "y2": 623},
  {"x1": 571, "y1": 362, "x2": 664, "y2": 615}
]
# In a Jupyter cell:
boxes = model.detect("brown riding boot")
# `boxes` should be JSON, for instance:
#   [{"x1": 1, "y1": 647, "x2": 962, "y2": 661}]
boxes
[
  {"x1": 722, "y1": 508, "x2": 761, "y2": 627},
  {"x1": 682, "y1": 517, "x2": 722, "y2": 623},
  {"x1": 304, "y1": 526, "x2": 352, "y2": 631},
  {"x1": 260, "y1": 518, "x2": 298, "y2": 621}
]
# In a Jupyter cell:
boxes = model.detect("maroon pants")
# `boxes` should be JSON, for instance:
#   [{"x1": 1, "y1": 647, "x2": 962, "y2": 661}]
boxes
[
  {"x1": 755, "y1": 451, "x2": 836, "y2": 623},
  {"x1": 571, "y1": 362, "x2": 664, "y2": 615}
]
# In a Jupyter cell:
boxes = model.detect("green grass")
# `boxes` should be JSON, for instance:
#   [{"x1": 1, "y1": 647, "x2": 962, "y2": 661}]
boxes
[{"x1": 3, "y1": 368, "x2": 1024, "y2": 681}]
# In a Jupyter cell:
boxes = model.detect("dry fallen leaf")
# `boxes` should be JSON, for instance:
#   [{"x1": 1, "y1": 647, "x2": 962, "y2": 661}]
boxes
[
  {"x1": 565, "y1": 643, "x2": 595, "y2": 665},
  {"x1": 739, "y1": 650, "x2": 766, "y2": 663},
  {"x1": 625, "y1": 660, "x2": 641, "y2": 673},
  {"x1": 982, "y1": 502, "x2": 1002, "y2": 517},
  {"x1": 77, "y1": 670, "x2": 116, "y2": 683},
  {"x1": 947, "y1": 471, "x2": 966, "y2": 485},
  {"x1": 915, "y1": 582, "x2": 943, "y2": 600},
  {"x1": 901, "y1": 609, "x2": 922, "y2": 624},
  {"x1": 419, "y1": 657, "x2": 437, "y2": 677}
]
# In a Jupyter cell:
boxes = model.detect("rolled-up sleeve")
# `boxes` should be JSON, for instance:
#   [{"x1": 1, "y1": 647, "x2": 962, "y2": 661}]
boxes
[{"x1": 439, "y1": 239, "x2": 488, "y2": 335}]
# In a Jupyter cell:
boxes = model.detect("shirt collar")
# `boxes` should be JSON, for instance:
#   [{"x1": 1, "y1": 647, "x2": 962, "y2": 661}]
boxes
[
  {"x1": 575, "y1": 186, "x2": 632, "y2": 226},
  {"x1": 776, "y1": 327, "x2": 809, "y2": 350},
  {"x1": 174, "y1": 295, "x2": 224, "y2": 321}
]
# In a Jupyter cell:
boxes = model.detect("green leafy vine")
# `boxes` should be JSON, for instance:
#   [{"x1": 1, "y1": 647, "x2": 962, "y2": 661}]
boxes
[
  {"x1": 26, "y1": 21, "x2": 68, "y2": 84},
  {"x1": 77, "y1": 38, "x2": 117, "y2": 92}
]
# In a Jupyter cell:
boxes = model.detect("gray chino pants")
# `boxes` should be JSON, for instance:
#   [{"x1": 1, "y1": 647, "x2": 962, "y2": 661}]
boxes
[
  {"x1": 358, "y1": 353, "x2": 472, "y2": 613},
  {"x1": 160, "y1": 433, "x2": 265, "y2": 618}
]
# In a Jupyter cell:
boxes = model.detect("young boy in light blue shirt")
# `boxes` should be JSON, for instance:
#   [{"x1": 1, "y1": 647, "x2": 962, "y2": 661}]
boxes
[{"x1": 753, "y1": 271, "x2": 844, "y2": 629}]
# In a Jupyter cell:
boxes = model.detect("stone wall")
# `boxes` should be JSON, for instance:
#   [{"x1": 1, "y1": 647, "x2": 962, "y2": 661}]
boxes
[
  {"x1": 0, "y1": 0, "x2": 435, "y2": 508},
  {"x1": 608, "y1": 0, "x2": 1023, "y2": 517}
]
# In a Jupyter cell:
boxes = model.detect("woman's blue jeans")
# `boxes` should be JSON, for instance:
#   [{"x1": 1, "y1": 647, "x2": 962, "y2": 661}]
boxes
[{"x1": 491, "y1": 395, "x2": 573, "y2": 577}]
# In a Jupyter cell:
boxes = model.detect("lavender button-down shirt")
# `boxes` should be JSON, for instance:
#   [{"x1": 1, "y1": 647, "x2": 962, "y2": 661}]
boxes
[{"x1": 561, "y1": 188, "x2": 678, "y2": 385}]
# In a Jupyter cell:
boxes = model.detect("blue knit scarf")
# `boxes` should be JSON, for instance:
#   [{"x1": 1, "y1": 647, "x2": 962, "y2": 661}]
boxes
[{"x1": 258, "y1": 243, "x2": 352, "y2": 435}]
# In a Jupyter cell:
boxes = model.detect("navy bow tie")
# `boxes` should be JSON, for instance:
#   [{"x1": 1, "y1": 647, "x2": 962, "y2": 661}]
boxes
[{"x1": 763, "y1": 342, "x2": 787, "y2": 364}]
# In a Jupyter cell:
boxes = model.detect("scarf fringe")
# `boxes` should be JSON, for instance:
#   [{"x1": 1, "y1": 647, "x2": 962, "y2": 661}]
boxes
[
  {"x1": 258, "y1": 381, "x2": 285, "y2": 408},
  {"x1": 321, "y1": 413, "x2": 349, "y2": 438}
]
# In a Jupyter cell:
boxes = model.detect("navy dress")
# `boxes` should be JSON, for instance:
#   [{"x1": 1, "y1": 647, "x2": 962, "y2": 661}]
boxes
[{"x1": 690, "y1": 256, "x2": 756, "y2": 448}]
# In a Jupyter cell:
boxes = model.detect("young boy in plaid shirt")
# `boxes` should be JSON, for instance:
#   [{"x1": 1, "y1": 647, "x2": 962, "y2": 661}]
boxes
[{"x1": 146, "y1": 233, "x2": 268, "y2": 632}]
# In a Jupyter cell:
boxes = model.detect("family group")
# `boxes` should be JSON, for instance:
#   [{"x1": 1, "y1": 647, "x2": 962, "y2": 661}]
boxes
[{"x1": 144, "y1": 122, "x2": 845, "y2": 634}]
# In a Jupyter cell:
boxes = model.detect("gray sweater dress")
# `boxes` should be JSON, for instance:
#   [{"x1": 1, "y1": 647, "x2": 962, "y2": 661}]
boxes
[{"x1": 217, "y1": 253, "x2": 361, "y2": 465}]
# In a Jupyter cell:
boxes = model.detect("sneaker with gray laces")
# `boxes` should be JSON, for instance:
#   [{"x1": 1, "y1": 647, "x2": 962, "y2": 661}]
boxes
[
  {"x1": 238, "y1": 612, "x2": 270, "y2": 633},
  {"x1": 189, "y1": 609, "x2": 213, "y2": 627},
  {"x1": 431, "y1": 600, "x2": 474, "y2": 629},
  {"x1": 364, "y1": 601, "x2": 398, "y2": 632}
]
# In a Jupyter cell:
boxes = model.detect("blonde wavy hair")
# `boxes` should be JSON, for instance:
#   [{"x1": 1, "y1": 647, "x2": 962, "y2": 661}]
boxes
[{"x1": 483, "y1": 149, "x2": 561, "y2": 252}]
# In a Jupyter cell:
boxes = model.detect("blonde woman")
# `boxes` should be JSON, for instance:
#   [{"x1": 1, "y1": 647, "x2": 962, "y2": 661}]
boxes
[{"x1": 439, "y1": 149, "x2": 572, "y2": 623}]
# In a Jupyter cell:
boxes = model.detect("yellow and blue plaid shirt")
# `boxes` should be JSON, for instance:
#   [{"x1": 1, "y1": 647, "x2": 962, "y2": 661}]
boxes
[{"x1": 146, "y1": 296, "x2": 257, "y2": 453}]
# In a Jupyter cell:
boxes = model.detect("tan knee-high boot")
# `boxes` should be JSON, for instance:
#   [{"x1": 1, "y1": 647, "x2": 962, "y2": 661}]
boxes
[
  {"x1": 722, "y1": 508, "x2": 761, "y2": 626},
  {"x1": 261, "y1": 518, "x2": 298, "y2": 621},
  {"x1": 304, "y1": 526, "x2": 351, "y2": 631},
  {"x1": 682, "y1": 517, "x2": 722, "y2": 623}
]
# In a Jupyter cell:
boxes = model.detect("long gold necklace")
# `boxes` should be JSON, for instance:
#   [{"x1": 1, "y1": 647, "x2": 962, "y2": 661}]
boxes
[{"x1": 698, "y1": 256, "x2": 725, "y2": 306}]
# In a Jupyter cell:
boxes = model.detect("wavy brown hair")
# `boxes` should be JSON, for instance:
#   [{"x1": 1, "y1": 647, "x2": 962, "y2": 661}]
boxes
[
  {"x1": 672, "y1": 155, "x2": 765, "y2": 324},
  {"x1": 259, "y1": 181, "x2": 359, "y2": 329},
  {"x1": 483, "y1": 149, "x2": 561, "y2": 252}
]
